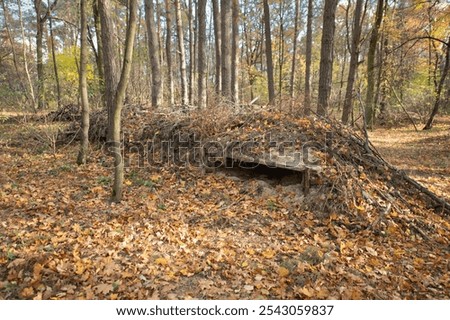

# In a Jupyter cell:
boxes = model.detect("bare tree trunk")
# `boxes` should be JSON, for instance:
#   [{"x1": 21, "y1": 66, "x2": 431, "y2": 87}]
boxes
[
  {"x1": 317, "y1": 0, "x2": 338, "y2": 116},
  {"x1": 35, "y1": 2, "x2": 45, "y2": 109},
  {"x1": 365, "y1": 0, "x2": 384, "y2": 128},
  {"x1": 33, "y1": 0, "x2": 58, "y2": 109},
  {"x1": 341, "y1": 0, "x2": 364, "y2": 124},
  {"x1": 77, "y1": 0, "x2": 90, "y2": 165},
  {"x1": 289, "y1": 0, "x2": 301, "y2": 100},
  {"x1": 93, "y1": 0, "x2": 105, "y2": 97},
  {"x1": 424, "y1": 40, "x2": 450, "y2": 130},
  {"x1": 164, "y1": 0, "x2": 174, "y2": 105},
  {"x1": 212, "y1": 0, "x2": 221, "y2": 94},
  {"x1": 263, "y1": 0, "x2": 275, "y2": 104},
  {"x1": 17, "y1": 0, "x2": 37, "y2": 110},
  {"x1": 221, "y1": 0, "x2": 232, "y2": 100},
  {"x1": 188, "y1": 0, "x2": 194, "y2": 105},
  {"x1": 198, "y1": 0, "x2": 207, "y2": 108},
  {"x1": 174, "y1": 0, "x2": 188, "y2": 105},
  {"x1": 48, "y1": 7, "x2": 61, "y2": 108},
  {"x1": 145, "y1": 0, "x2": 163, "y2": 107},
  {"x1": 277, "y1": 1, "x2": 285, "y2": 96},
  {"x1": 35, "y1": 1, "x2": 45, "y2": 109},
  {"x1": 304, "y1": 0, "x2": 313, "y2": 114},
  {"x1": 98, "y1": 0, "x2": 119, "y2": 140},
  {"x1": 105, "y1": 0, "x2": 138, "y2": 202},
  {"x1": 231, "y1": 0, "x2": 239, "y2": 104},
  {"x1": 1, "y1": 0, "x2": 29, "y2": 105}
]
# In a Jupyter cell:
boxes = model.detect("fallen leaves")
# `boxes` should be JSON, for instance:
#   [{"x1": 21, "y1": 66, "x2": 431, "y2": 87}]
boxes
[
  {"x1": 1, "y1": 114, "x2": 450, "y2": 300},
  {"x1": 278, "y1": 267, "x2": 290, "y2": 277},
  {"x1": 95, "y1": 283, "x2": 113, "y2": 295},
  {"x1": 155, "y1": 257, "x2": 168, "y2": 266},
  {"x1": 262, "y1": 249, "x2": 276, "y2": 259}
]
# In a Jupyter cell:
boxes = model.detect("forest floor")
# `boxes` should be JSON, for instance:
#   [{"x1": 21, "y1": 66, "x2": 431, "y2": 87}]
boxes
[
  {"x1": 369, "y1": 116, "x2": 450, "y2": 202},
  {"x1": 0, "y1": 112, "x2": 449, "y2": 300}
]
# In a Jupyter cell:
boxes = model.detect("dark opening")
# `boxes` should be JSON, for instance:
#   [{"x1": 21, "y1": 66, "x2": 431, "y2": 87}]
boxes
[{"x1": 217, "y1": 157, "x2": 304, "y2": 187}]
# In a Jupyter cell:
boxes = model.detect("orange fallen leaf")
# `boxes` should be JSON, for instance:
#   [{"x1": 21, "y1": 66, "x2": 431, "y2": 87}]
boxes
[
  {"x1": 298, "y1": 286, "x2": 314, "y2": 298},
  {"x1": 278, "y1": 267, "x2": 290, "y2": 277},
  {"x1": 75, "y1": 261, "x2": 85, "y2": 275},
  {"x1": 155, "y1": 257, "x2": 168, "y2": 266},
  {"x1": 262, "y1": 249, "x2": 276, "y2": 259},
  {"x1": 21, "y1": 287, "x2": 35, "y2": 298},
  {"x1": 33, "y1": 263, "x2": 43, "y2": 281}
]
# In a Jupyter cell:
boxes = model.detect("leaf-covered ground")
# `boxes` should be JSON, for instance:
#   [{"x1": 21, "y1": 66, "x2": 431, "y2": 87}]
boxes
[
  {"x1": 0, "y1": 115, "x2": 449, "y2": 300},
  {"x1": 369, "y1": 117, "x2": 450, "y2": 202}
]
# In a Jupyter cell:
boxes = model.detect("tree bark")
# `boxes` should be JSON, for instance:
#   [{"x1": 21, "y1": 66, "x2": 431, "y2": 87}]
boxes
[
  {"x1": 212, "y1": 0, "x2": 221, "y2": 94},
  {"x1": 317, "y1": 0, "x2": 338, "y2": 117},
  {"x1": 424, "y1": 40, "x2": 450, "y2": 130},
  {"x1": 198, "y1": 0, "x2": 207, "y2": 108},
  {"x1": 221, "y1": 0, "x2": 232, "y2": 100},
  {"x1": 17, "y1": 0, "x2": 37, "y2": 110},
  {"x1": 77, "y1": 0, "x2": 90, "y2": 165},
  {"x1": 48, "y1": 7, "x2": 61, "y2": 108},
  {"x1": 341, "y1": 0, "x2": 364, "y2": 124},
  {"x1": 188, "y1": 0, "x2": 194, "y2": 105},
  {"x1": 231, "y1": 0, "x2": 239, "y2": 105},
  {"x1": 164, "y1": 0, "x2": 174, "y2": 105},
  {"x1": 35, "y1": 1, "x2": 45, "y2": 109},
  {"x1": 277, "y1": 1, "x2": 285, "y2": 96},
  {"x1": 92, "y1": 0, "x2": 105, "y2": 97},
  {"x1": 289, "y1": 0, "x2": 301, "y2": 100},
  {"x1": 98, "y1": 0, "x2": 119, "y2": 140},
  {"x1": 108, "y1": 0, "x2": 138, "y2": 202},
  {"x1": 145, "y1": 0, "x2": 163, "y2": 107},
  {"x1": 365, "y1": 0, "x2": 384, "y2": 128},
  {"x1": 33, "y1": 0, "x2": 58, "y2": 109},
  {"x1": 304, "y1": 0, "x2": 313, "y2": 114},
  {"x1": 174, "y1": 0, "x2": 188, "y2": 105},
  {"x1": 1, "y1": 0, "x2": 28, "y2": 105},
  {"x1": 263, "y1": 0, "x2": 275, "y2": 104}
]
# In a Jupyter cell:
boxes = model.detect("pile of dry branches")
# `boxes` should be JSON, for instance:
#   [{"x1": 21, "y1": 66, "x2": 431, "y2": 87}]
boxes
[{"x1": 60, "y1": 105, "x2": 449, "y2": 229}]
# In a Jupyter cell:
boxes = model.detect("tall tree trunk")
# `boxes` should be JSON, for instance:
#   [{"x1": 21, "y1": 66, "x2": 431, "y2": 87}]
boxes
[
  {"x1": 48, "y1": 8, "x2": 61, "y2": 108},
  {"x1": 304, "y1": 0, "x2": 313, "y2": 114},
  {"x1": 17, "y1": 0, "x2": 37, "y2": 110},
  {"x1": 103, "y1": 0, "x2": 138, "y2": 202},
  {"x1": 337, "y1": 3, "x2": 350, "y2": 111},
  {"x1": 164, "y1": 0, "x2": 174, "y2": 105},
  {"x1": 198, "y1": 0, "x2": 207, "y2": 108},
  {"x1": 145, "y1": 0, "x2": 163, "y2": 107},
  {"x1": 1, "y1": 0, "x2": 28, "y2": 105},
  {"x1": 221, "y1": 0, "x2": 232, "y2": 100},
  {"x1": 98, "y1": 0, "x2": 119, "y2": 140},
  {"x1": 33, "y1": 0, "x2": 58, "y2": 109},
  {"x1": 35, "y1": 1, "x2": 45, "y2": 109},
  {"x1": 263, "y1": 0, "x2": 275, "y2": 104},
  {"x1": 212, "y1": 0, "x2": 221, "y2": 94},
  {"x1": 341, "y1": 0, "x2": 364, "y2": 124},
  {"x1": 277, "y1": 1, "x2": 285, "y2": 96},
  {"x1": 93, "y1": 0, "x2": 105, "y2": 97},
  {"x1": 188, "y1": 0, "x2": 194, "y2": 105},
  {"x1": 365, "y1": 0, "x2": 384, "y2": 128},
  {"x1": 231, "y1": 0, "x2": 239, "y2": 104},
  {"x1": 77, "y1": 0, "x2": 90, "y2": 165},
  {"x1": 174, "y1": 0, "x2": 188, "y2": 105},
  {"x1": 289, "y1": 0, "x2": 301, "y2": 100},
  {"x1": 317, "y1": 0, "x2": 338, "y2": 116},
  {"x1": 424, "y1": 40, "x2": 450, "y2": 130}
]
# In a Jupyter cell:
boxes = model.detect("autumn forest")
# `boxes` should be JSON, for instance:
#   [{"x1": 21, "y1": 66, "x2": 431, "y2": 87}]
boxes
[{"x1": 0, "y1": 0, "x2": 449, "y2": 300}]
